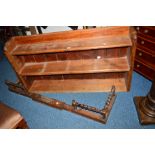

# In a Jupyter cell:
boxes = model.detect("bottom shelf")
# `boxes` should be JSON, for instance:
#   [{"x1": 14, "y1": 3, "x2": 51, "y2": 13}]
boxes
[{"x1": 29, "y1": 78, "x2": 127, "y2": 93}]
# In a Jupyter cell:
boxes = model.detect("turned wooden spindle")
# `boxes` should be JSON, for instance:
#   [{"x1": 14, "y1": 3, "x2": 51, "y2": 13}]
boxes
[{"x1": 134, "y1": 79, "x2": 155, "y2": 124}]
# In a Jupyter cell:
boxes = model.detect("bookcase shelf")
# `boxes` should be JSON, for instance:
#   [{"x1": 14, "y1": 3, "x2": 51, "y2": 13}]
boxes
[
  {"x1": 12, "y1": 35, "x2": 131, "y2": 55},
  {"x1": 4, "y1": 26, "x2": 136, "y2": 93},
  {"x1": 19, "y1": 57, "x2": 130, "y2": 76},
  {"x1": 29, "y1": 78, "x2": 127, "y2": 93}
]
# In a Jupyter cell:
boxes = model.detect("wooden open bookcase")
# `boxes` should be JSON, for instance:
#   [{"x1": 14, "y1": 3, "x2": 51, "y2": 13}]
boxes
[{"x1": 4, "y1": 26, "x2": 136, "y2": 93}]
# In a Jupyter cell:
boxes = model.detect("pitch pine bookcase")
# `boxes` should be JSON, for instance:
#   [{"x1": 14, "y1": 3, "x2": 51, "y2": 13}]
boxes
[{"x1": 4, "y1": 26, "x2": 136, "y2": 93}]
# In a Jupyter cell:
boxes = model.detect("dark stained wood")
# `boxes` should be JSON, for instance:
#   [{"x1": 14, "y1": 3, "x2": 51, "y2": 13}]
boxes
[
  {"x1": 134, "y1": 79, "x2": 155, "y2": 124},
  {"x1": 135, "y1": 48, "x2": 155, "y2": 69},
  {"x1": 134, "y1": 97, "x2": 155, "y2": 124},
  {"x1": 134, "y1": 60, "x2": 155, "y2": 81},
  {"x1": 136, "y1": 26, "x2": 155, "y2": 41},
  {"x1": 137, "y1": 35, "x2": 155, "y2": 52},
  {"x1": 134, "y1": 26, "x2": 155, "y2": 80},
  {"x1": 25, "y1": 72, "x2": 125, "y2": 80},
  {"x1": 24, "y1": 55, "x2": 36, "y2": 62}
]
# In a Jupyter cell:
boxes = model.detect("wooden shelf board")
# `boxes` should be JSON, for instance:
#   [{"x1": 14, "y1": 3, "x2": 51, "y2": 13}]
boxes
[
  {"x1": 12, "y1": 35, "x2": 132, "y2": 55},
  {"x1": 29, "y1": 78, "x2": 127, "y2": 93},
  {"x1": 19, "y1": 57, "x2": 130, "y2": 76}
]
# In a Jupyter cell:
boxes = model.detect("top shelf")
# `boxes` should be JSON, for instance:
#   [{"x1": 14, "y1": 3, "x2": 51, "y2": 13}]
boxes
[
  {"x1": 12, "y1": 35, "x2": 131, "y2": 55},
  {"x1": 5, "y1": 27, "x2": 132, "y2": 55}
]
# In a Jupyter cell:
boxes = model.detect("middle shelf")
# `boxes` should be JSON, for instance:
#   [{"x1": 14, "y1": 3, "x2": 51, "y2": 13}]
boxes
[{"x1": 19, "y1": 57, "x2": 130, "y2": 76}]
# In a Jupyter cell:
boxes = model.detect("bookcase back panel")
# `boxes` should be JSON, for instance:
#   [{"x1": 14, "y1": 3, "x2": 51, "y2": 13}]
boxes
[{"x1": 25, "y1": 72, "x2": 125, "y2": 81}]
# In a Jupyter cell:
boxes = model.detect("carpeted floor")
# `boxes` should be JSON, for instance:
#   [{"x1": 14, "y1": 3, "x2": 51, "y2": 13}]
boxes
[{"x1": 0, "y1": 54, "x2": 155, "y2": 129}]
